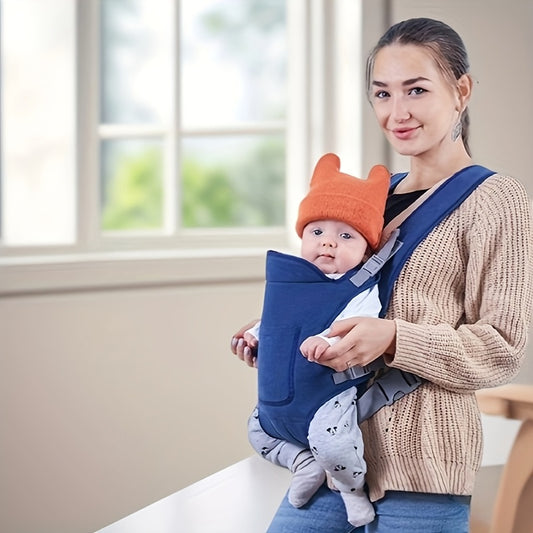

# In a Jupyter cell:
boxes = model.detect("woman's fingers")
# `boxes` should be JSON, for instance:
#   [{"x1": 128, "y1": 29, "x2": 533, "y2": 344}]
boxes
[
  {"x1": 318, "y1": 317, "x2": 397, "y2": 370},
  {"x1": 231, "y1": 336, "x2": 258, "y2": 368}
]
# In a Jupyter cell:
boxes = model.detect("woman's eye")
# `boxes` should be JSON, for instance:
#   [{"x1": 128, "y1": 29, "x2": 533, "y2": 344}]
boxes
[
  {"x1": 340, "y1": 233, "x2": 352, "y2": 240},
  {"x1": 409, "y1": 87, "x2": 426, "y2": 96},
  {"x1": 374, "y1": 90, "x2": 389, "y2": 99}
]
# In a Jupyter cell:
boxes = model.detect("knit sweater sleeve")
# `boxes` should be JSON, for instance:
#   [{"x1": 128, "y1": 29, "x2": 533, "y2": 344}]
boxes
[{"x1": 388, "y1": 175, "x2": 533, "y2": 392}]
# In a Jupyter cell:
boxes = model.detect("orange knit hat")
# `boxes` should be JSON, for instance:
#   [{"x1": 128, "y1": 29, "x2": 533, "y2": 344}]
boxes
[{"x1": 295, "y1": 153, "x2": 390, "y2": 250}]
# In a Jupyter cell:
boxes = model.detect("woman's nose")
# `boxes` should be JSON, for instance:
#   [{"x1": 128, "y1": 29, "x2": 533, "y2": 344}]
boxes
[{"x1": 391, "y1": 96, "x2": 410, "y2": 122}]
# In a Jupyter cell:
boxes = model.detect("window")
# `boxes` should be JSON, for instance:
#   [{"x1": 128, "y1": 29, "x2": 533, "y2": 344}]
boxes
[
  {"x1": 1, "y1": 0, "x2": 76, "y2": 246},
  {"x1": 0, "y1": 0, "x2": 364, "y2": 291},
  {"x1": 99, "y1": 0, "x2": 287, "y2": 237},
  {"x1": 1, "y1": 0, "x2": 288, "y2": 253}
]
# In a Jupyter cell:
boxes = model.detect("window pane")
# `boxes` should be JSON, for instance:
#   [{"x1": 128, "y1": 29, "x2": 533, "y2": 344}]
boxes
[
  {"x1": 101, "y1": 139, "x2": 164, "y2": 231},
  {"x1": 181, "y1": 135, "x2": 285, "y2": 228},
  {"x1": 181, "y1": 0, "x2": 286, "y2": 128},
  {"x1": 100, "y1": 0, "x2": 173, "y2": 124},
  {"x1": 1, "y1": 0, "x2": 75, "y2": 245}
]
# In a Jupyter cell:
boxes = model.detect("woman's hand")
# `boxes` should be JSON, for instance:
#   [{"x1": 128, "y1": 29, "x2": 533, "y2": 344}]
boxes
[
  {"x1": 311, "y1": 317, "x2": 397, "y2": 372},
  {"x1": 230, "y1": 319, "x2": 260, "y2": 368}
]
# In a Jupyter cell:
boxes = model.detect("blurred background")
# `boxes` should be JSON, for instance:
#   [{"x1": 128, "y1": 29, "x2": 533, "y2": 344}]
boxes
[{"x1": 1, "y1": 1, "x2": 532, "y2": 532}]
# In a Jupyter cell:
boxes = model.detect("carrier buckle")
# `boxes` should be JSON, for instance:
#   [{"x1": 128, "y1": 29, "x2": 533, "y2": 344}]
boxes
[{"x1": 332, "y1": 365, "x2": 371, "y2": 385}]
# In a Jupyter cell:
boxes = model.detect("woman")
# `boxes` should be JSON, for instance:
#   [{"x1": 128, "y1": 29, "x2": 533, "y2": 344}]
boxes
[{"x1": 231, "y1": 17, "x2": 532, "y2": 532}]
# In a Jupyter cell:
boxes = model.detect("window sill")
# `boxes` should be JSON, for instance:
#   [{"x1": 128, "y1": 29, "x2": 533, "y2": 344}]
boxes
[{"x1": 0, "y1": 247, "x2": 281, "y2": 296}]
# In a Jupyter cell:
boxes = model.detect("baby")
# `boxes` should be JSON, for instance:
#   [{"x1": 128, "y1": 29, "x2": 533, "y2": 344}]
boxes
[{"x1": 245, "y1": 153, "x2": 390, "y2": 527}]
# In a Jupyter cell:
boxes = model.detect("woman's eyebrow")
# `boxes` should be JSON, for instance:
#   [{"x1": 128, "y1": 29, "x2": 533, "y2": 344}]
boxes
[
  {"x1": 371, "y1": 76, "x2": 430, "y2": 87},
  {"x1": 402, "y1": 76, "x2": 430, "y2": 86}
]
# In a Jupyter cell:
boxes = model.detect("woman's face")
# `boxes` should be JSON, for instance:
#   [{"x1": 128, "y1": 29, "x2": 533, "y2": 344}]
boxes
[{"x1": 369, "y1": 43, "x2": 462, "y2": 158}]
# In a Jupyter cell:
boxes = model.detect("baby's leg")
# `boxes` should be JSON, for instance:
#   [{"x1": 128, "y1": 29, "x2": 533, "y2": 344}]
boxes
[
  {"x1": 248, "y1": 408, "x2": 325, "y2": 508},
  {"x1": 307, "y1": 388, "x2": 375, "y2": 527},
  {"x1": 248, "y1": 407, "x2": 303, "y2": 467}
]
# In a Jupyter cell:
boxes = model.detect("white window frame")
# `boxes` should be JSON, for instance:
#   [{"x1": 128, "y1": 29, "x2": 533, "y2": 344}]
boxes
[{"x1": 0, "y1": 0, "x2": 364, "y2": 295}]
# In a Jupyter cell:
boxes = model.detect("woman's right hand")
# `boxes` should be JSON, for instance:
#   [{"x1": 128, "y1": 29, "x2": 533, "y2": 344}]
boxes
[{"x1": 230, "y1": 319, "x2": 260, "y2": 367}]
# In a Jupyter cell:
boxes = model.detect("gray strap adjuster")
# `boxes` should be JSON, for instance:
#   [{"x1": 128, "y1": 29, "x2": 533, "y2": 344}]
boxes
[
  {"x1": 332, "y1": 358, "x2": 385, "y2": 385},
  {"x1": 332, "y1": 365, "x2": 371, "y2": 385},
  {"x1": 350, "y1": 229, "x2": 403, "y2": 287}
]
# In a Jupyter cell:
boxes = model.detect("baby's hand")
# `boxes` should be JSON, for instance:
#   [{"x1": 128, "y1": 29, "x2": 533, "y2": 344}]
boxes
[{"x1": 300, "y1": 336, "x2": 330, "y2": 362}]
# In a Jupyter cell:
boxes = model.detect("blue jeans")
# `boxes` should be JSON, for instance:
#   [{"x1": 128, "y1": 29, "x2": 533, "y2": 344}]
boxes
[{"x1": 267, "y1": 484, "x2": 471, "y2": 533}]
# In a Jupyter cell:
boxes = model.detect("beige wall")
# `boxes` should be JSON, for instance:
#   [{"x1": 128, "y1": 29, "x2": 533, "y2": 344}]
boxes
[
  {"x1": 0, "y1": 281, "x2": 265, "y2": 533},
  {"x1": 1, "y1": 2, "x2": 532, "y2": 533},
  {"x1": 388, "y1": 0, "x2": 533, "y2": 194},
  {"x1": 363, "y1": 0, "x2": 533, "y2": 197}
]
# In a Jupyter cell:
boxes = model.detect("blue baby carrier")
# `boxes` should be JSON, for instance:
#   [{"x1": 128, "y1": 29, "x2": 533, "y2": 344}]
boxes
[{"x1": 257, "y1": 165, "x2": 495, "y2": 447}]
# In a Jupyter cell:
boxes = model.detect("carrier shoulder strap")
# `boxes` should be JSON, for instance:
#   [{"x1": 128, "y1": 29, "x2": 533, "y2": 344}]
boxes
[
  {"x1": 378, "y1": 164, "x2": 495, "y2": 317},
  {"x1": 356, "y1": 164, "x2": 495, "y2": 423}
]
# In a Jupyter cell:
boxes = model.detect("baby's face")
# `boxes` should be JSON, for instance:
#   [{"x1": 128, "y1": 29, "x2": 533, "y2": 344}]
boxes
[{"x1": 300, "y1": 219, "x2": 368, "y2": 275}]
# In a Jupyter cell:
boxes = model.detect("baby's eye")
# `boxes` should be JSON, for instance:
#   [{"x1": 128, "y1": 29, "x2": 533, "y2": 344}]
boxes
[
  {"x1": 312, "y1": 229, "x2": 323, "y2": 236},
  {"x1": 340, "y1": 233, "x2": 352, "y2": 240}
]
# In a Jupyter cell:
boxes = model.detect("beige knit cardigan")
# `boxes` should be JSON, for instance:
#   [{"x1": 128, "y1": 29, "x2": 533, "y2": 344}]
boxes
[{"x1": 362, "y1": 173, "x2": 533, "y2": 502}]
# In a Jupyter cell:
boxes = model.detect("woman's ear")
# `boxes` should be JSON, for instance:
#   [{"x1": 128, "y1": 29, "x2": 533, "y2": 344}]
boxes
[{"x1": 456, "y1": 73, "x2": 473, "y2": 111}]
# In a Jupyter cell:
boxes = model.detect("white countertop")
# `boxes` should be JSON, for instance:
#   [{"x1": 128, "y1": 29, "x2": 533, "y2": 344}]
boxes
[
  {"x1": 95, "y1": 455, "x2": 291, "y2": 533},
  {"x1": 95, "y1": 414, "x2": 519, "y2": 533}
]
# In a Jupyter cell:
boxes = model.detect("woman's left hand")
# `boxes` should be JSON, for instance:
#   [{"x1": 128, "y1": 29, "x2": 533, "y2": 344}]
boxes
[{"x1": 310, "y1": 317, "x2": 397, "y2": 372}]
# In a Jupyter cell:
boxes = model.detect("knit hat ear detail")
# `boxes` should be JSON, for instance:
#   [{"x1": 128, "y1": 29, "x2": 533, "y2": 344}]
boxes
[{"x1": 295, "y1": 153, "x2": 390, "y2": 250}]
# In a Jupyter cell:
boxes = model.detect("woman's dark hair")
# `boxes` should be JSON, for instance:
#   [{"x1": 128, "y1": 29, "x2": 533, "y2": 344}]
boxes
[{"x1": 366, "y1": 18, "x2": 471, "y2": 155}]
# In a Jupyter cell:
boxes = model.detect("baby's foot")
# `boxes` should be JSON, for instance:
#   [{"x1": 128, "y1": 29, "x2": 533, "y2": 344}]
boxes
[
  {"x1": 288, "y1": 450, "x2": 326, "y2": 508},
  {"x1": 340, "y1": 489, "x2": 375, "y2": 527}
]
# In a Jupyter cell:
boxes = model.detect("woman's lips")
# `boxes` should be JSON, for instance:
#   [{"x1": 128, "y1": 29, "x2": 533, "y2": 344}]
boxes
[{"x1": 392, "y1": 126, "x2": 419, "y2": 140}]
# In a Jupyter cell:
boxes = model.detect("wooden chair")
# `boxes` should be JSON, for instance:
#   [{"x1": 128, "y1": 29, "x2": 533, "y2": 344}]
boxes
[{"x1": 476, "y1": 385, "x2": 533, "y2": 533}]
